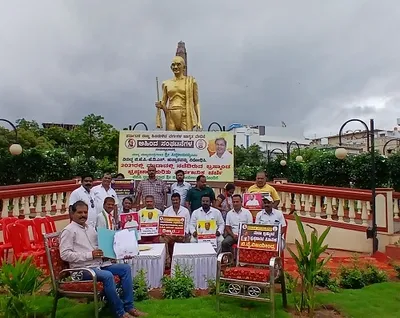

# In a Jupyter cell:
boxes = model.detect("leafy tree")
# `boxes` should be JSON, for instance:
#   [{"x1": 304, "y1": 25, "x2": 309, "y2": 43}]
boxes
[
  {"x1": 350, "y1": 152, "x2": 389, "y2": 189},
  {"x1": 234, "y1": 145, "x2": 266, "y2": 180},
  {"x1": 387, "y1": 152, "x2": 400, "y2": 191},
  {"x1": 304, "y1": 150, "x2": 352, "y2": 187}
]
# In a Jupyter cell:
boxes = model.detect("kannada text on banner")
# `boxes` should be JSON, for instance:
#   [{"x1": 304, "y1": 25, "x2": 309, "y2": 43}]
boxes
[
  {"x1": 159, "y1": 216, "x2": 185, "y2": 236},
  {"x1": 238, "y1": 223, "x2": 281, "y2": 251},
  {"x1": 118, "y1": 131, "x2": 234, "y2": 182}
]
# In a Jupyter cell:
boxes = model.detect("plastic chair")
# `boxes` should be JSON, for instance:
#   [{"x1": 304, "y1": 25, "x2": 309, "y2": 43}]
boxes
[
  {"x1": 15, "y1": 219, "x2": 44, "y2": 251},
  {"x1": 33, "y1": 217, "x2": 55, "y2": 246},
  {"x1": 45, "y1": 216, "x2": 57, "y2": 233},
  {"x1": 0, "y1": 216, "x2": 18, "y2": 261},
  {"x1": 6, "y1": 223, "x2": 46, "y2": 269}
]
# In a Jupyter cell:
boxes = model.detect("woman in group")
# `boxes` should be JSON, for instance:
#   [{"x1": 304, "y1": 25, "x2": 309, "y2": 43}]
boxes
[{"x1": 214, "y1": 183, "x2": 235, "y2": 221}]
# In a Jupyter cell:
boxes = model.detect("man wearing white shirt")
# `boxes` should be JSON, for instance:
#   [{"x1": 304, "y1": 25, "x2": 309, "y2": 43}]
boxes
[
  {"x1": 190, "y1": 194, "x2": 225, "y2": 251},
  {"x1": 245, "y1": 194, "x2": 260, "y2": 207},
  {"x1": 209, "y1": 138, "x2": 233, "y2": 163},
  {"x1": 170, "y1": 170, "x2": 192, "y2": 206},
  {"x1": 68, "y1": 173, "x2": 97, "y2": 227},
  {"x1": 221, "y1": 194, "x2": 253, "y2": 253},
  {"x1": 255, "y1": 194, "x2": 287, "y2": 249},
  {"x1": 92, "y1": 173, "x2": 119, "y2": 218},
  {"x1": 161, "y1": 193, "x2": 191, "y2": 267}
]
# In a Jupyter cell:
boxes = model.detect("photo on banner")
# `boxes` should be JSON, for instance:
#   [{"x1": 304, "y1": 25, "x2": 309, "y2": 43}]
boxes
[
  {"x1": 118, "y1": 131, "x2": 234, "y2": 182},
  {"x1": 197, "y1": 220, "x2": 217, "y2": 248},
  {"x1": 140, "y1": 209, "x2": 160, "y2": 236},
  {"x1": 243, "y1": 193, "x2": 262, "y2": 209},
  {"x1": 159, "y1": 216, "x2": 185, "y2": 236},
  {"x1": 238, "y1": 223, "x2": 281, "y2": 251}
]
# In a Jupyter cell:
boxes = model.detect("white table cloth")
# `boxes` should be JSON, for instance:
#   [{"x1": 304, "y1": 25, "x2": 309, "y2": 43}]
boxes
[
  {"x1": 171, "y1": 242, "x2": 217, "y2": 289},
  {"x1": 126, "y1": 243, "x2": 166, "y2": 288}
]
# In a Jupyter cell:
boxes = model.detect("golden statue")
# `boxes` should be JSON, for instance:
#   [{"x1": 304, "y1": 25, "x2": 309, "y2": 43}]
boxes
[{"x1": 155, "y1": 55, "x2": 202, "y2": 131}]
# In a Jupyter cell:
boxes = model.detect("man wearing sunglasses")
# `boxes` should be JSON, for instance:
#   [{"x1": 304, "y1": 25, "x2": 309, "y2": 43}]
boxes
[{"x1": 69, "y1": 173, "x2": 98, "y2": 227}]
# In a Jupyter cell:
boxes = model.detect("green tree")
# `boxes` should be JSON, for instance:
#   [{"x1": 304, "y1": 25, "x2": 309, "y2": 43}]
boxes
[
  {"x1": 387, "y1": 152, "x2": 400, "y2": 191},
  {"x1": 350, "y1": 152, "x2": 389, "y2": 189},
  {"x1": 304, "y1": 150, "x2": 352, "y2": 187},
  {"x1": 234, "y1": 145, "x2": 266, "y2": 180}
]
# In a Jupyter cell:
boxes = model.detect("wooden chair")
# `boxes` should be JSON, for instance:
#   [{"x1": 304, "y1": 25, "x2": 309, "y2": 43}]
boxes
[
  {"x1": 43, "y1": 232, "x2": 122, "y2": 318},
  {"x1": 216, "y1": 224, "x2": 287, "y2": 318}
]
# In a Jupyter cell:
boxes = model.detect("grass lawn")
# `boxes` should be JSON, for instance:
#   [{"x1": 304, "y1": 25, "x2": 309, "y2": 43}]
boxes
[{"x1": 1, "y1": 283, "x2": 399, "y2": 317}]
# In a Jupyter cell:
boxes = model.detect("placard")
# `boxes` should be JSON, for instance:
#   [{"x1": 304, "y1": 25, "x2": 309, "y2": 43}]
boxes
[
  {"x1": 243, "y1": 193, "x2": 262, "y2": 209},
  {"x1": 139, "y1": 208, "x2": 159, "y2": 236},
  {"x1": 120, "y1": 212, "x2": 140, "y2": 230},
  {"x1": 159, "y1": 216, "x2": 185, "y2": 236},
  {"x1": 238, "y1": 223, "x2": 281, "y2": 251},
  {"x1": 118, "y1": 131, "x2": 234, "y2": 182},
  {"x1": 111, "y1": 179, "x2": 135, "y2": 211},
  {"x1": 197, "y1": 220, "x2": 217, "y2": 248}
]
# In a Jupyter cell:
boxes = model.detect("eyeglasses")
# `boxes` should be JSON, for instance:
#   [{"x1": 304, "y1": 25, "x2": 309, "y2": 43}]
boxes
[{"x1": 90, "y1": 199, "x2": 95, "y2": 208}]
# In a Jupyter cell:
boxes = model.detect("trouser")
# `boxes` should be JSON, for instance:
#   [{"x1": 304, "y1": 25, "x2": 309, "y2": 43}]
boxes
[
  {"x1": 221, "y1": 235, "x2": 237, "y2": 253},
  {"x1": 140, "y1": 236, "x2": 159, "y2": 244},
  {"x1": 84, "y1": 264, "x2": 134, "y2": 317},
  {"x1": 159, "y1": 234, "x2": 190, "y2": 266},
  {"x1": 190, "y1": 235, "x2": 224, "y2": 253}
]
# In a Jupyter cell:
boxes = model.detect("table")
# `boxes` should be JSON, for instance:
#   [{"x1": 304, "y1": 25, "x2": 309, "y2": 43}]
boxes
[
  {"x1": 171, "y1": 242, "x2": 217, "y2": 289},
  {"x1": 127, "y1": 243, "x2": 166, "y2": 288}
]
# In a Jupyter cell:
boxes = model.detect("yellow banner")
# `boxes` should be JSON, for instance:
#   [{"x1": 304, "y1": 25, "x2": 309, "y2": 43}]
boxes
[{"x1": 118, "y1": 131, "x2": 234, "y2": 182}]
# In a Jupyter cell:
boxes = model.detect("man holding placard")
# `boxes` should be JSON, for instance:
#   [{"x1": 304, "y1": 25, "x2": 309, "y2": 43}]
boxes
[
  {"x1": 190, "y1": 194, "x2": 224, "y2": 251},
  {"x1": 139, "y1": 195, "x2": 161, "y2": 243},
  {"x1": 255, "y1": 194, "x2": 287, "y2": 248},
  {"x1": 160, "y1": 192, "x2": 191, "y2": 266}
]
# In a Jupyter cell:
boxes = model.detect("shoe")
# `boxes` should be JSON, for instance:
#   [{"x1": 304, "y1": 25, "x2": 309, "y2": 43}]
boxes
[{"x1": 128, "y1": 309, "x2": 148, "y2": 317}]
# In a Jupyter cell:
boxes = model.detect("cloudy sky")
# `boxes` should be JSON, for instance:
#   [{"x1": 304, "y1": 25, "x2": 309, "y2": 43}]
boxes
[{"x1": 1, "y1": 0, "x2": 399, "y2": 137}]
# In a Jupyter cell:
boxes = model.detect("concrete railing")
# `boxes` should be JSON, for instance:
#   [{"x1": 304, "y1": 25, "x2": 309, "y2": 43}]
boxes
[{"x1": 1, "y1": 179, "x2": 399, "y2": 253}]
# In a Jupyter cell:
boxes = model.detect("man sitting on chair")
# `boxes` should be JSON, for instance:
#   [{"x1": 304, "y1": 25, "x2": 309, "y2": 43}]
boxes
[
  {"x1": 221, "y1": 194, "x2": 253, "y2": 253},
  {"x1": 255, "y1": 194, "x2": 287, "y2": 248},
  {"x1": 60, "y1": 201, "x2": 147, "y2": 318},
  {"x1": 190, "y1": 194, "x2": 225, "y2": 251}
]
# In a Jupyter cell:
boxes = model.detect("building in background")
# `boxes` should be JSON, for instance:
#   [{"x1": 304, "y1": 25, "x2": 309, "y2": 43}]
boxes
[
  {"x1": 227, "y1": 123, "x2": 311, "y2": 153},
  {"x1": 311, "y1": 119, "x2": 400, "y2": 155}
]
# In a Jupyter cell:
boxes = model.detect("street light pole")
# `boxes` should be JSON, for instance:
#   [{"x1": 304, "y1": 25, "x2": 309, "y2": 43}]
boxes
[
  {"x1": 0, "y1": 118, "x2": 22, "y2": 155},
  {"x1": 382, "y1": 138, "x2": 400, "y2": 156},
  {"x1": 337, "y1": 118, "x2": 377, "y2": 254},
  {"x1": 267, "y1": 148, "x2": 287, "y2": 165},
  {"x1": 286, "y1": 141, "x2": 303, "y2": 162}
]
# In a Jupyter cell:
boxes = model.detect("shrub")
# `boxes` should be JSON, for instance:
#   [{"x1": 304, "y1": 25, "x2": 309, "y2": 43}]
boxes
[
  {"x1": 206, "y1": 278, "x2": 227, "y2": 295},
  {"x1": 133, "y1": 269, "x2": 149, "y2": 301},
  {"x1": 339, "y1": 262, "x2": 387, "y2": 289},
  {"x1": 315, "y1": 268, "x2": 339, "y2": 292},
  {"x1": 0, "y1": 257, "x2": 48, "y2": 317},
  {"x1": 161, "y1": 264, "x2": 194, "y2": 299}
]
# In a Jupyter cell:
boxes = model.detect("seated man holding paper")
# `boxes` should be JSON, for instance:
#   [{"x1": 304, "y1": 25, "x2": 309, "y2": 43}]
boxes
[
  {"x1": 255, "y1": 194, "x2": 287, "y2": 248},
  {"x1": 138, "y1": 195, "x2": 161, "y2": 243},
  {"x1": 221, "y1": 194, "x2": 253, "y2": 253},
  {"x1": 190, "y1": 194, "x2": 225, "y2": 252},
  {"x1": 60, "y1": 201, "x2": 147, "y2": 318},
  {"x1": 160, "y1": 193, "x2": 191, "y2": 266}
]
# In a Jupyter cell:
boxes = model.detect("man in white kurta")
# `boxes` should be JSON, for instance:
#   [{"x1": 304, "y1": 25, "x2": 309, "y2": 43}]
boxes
[{"x1": 190, "y1": 194, "x2": 224, "y2": 252}]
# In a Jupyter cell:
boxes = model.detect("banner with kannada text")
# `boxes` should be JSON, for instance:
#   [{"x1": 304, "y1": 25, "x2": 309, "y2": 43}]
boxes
[
  {"x1": 118, "y1": 131, "x2": 234, "y2": 182},
  {"x1": 238, "y1": 223, "x2": 281, "y2": 251}
]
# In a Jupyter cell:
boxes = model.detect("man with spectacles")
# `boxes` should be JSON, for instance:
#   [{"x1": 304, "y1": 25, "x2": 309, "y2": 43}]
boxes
[{"x1": 69, "y1": 173, "x2": 97, "y2": 227}]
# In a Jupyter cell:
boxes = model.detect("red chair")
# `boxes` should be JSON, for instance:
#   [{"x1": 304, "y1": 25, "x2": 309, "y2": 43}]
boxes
[
  {"x1": 15, "y1": 219, "x2": 44, "y2": 251},
  {"x1": 6, "y1": 223, "x2": 47, "y2": 269},
  {"x1": 33, "y1": 217, "x2": 55, "y2": 246},
  {"x1": 45, "y1": 216, "x2": 57, "y2": 233},
  {"x1": 0, "y1": 216, "x2": 18, "y2": 261}
]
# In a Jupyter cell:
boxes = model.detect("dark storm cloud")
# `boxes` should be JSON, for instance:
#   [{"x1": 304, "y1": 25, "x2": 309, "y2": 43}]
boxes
[{"x1": 0, "y1": 0, "x2": 399, "y2": 136}]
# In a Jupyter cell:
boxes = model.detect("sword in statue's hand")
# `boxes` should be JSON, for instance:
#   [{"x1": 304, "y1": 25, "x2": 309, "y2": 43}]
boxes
[{"x1": 155, "y1": 77, "x2": 163, "y2": 129}]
